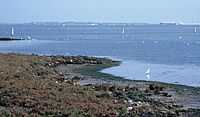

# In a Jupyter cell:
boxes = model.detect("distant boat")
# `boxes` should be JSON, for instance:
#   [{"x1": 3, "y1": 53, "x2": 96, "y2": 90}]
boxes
[
  {"x1": 11, "y1": 27, "x2": 14, "y2": 36},
  {"x1": 194, "y1": 27, "x2": 197, "y2": 33},
  {"x1": 160, "y1": 21, "x2": 177, "y2": 25},
  {"x1": 122, "y1": 28, "x2": 125, "y2": 35}
]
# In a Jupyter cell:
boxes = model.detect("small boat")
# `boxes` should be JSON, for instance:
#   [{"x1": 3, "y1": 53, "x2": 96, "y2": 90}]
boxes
[{"x1": 160, "y1": 21, "x2": 177, "y2": 25}]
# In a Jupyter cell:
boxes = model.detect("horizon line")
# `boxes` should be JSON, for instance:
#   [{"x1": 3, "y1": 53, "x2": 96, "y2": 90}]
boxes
[{"x1": 0, "y1": 21, "x2": 200, "y2": 25}]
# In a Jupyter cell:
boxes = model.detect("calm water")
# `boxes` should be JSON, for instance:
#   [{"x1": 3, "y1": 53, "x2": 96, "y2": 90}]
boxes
[{"x1": 0, "y1": 23, "x2": 200, "y2": 86}]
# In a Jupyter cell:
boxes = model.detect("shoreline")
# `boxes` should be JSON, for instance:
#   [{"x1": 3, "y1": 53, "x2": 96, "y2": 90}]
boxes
[
  {"x1": 0, "y1": 37, "x2": 24, "y2": 41},
  {"x1": 0, "y1": 53, "x2": 199, "y2": 116},
  {"x1": 102, "y1": 59, "x2": 200, "y2": 87}
]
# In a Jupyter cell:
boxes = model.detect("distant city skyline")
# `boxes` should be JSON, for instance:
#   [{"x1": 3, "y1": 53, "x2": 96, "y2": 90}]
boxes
[{"x1": 0, "y1": 0, "x2": 199, "y2": 24}]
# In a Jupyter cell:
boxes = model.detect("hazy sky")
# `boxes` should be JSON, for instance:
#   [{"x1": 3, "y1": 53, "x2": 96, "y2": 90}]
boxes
[{"x1": 0, "y1": 0, "x2": 199, "y2": 23}]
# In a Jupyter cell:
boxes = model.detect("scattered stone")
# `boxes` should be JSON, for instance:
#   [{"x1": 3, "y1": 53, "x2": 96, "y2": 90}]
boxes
[
  {"x1": 137, "y1": 101, "x2": 142, "y2": 105},
  {"x1": 127, "y1": 107, "x2": 133, "y2": 111},
  {"x1": 123, "y1": 100, "x2": 127, "y2": 103},
  {"x1": 128, "y1": 99, "x2": 134, "y2": 105}
]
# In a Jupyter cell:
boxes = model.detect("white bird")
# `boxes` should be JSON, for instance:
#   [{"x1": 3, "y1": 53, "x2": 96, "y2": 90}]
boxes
[
  {"x1": 145, "y1": 68, "x2": 150, "y2": 80},
  {"x1": 179, "y1": 36, "x2": 182, "y2": 40},
  {"x1": 153, "y1": 41, "x2": 158, "y2": 43},
  {"x1": 145, "y1": 68, "x2": 150, "y2": 74},
  {"x1": 28, "y1": 36, "x2": 31, "y2": 40}
]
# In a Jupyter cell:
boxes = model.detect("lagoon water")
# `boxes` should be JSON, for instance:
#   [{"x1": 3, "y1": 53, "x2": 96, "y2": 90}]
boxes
[{"x1": 0, "y1": 23, "x2": 200, "y2": 86}]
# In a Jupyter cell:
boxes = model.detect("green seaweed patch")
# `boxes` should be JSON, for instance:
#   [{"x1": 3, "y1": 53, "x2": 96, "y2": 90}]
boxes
[{"x1": 73, "y1": 59, "x2": 128, "y2": 81}]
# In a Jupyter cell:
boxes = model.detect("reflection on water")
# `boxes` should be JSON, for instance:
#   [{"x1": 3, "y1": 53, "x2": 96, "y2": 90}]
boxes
[{"x1": 102, "y1": 60, "x2": 200, "y2": 87}]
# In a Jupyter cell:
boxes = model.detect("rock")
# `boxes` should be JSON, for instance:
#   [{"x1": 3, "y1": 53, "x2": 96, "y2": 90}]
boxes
[
  {"x1": 128, "y1": 99, "x2": 134, "y2": 105},
  {"x1": 127, "y1": 107, "x2": 133, "y2": 111},
  {"x1": 123, "y1": 100, "x2": 127, "y2": 103},
  {"x1": 137, "y1": 101, "x2": 142, "y2": 105}
]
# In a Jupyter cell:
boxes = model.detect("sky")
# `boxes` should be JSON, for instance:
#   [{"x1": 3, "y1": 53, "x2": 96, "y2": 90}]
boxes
[{"x1": 0, "y1": 0, "x2": 199, "y2": 24}]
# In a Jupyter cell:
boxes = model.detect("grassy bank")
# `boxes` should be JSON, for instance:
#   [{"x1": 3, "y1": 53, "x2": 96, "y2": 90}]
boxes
[
  {"x1": 0, "y1": 53, "x2": 199, "y2": 116},
  {"x1": 72, "y1": 58, "x2": 127, "y2": 81}
]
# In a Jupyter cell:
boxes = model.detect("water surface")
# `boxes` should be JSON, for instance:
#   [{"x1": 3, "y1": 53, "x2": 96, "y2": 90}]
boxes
[{"x1": 0, "y1": 23, "x2": 200, "y2": 86}]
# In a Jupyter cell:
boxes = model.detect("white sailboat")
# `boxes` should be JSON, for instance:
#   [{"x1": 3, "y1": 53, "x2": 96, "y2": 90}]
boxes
[
  {"x1": 122, "y1": 28, "x2": 125, "y2": 35},
  {"x1": 11, "y1": 27, "x2": 14, "y2": 36},
  {"x1": 194, "y1": 27, "x2": 197, "y2": 33}
]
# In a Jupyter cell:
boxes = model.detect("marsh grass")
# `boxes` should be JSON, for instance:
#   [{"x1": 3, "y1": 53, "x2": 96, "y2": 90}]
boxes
[{"x1": 0, "y1": 53, "x2": 199, "y2": 116}]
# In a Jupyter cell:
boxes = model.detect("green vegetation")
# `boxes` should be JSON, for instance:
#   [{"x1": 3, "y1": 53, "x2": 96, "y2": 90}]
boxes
[
  {"x1": 0, "y1": 79, "x2": 128, "y2": 116},
  {"x1": 147, "y1": 81, "x2": 200, "y2": 94},
  {"x1": 0, "y1": 53, "x2": 199, "y2": 116},
  {"x1": 73, "y1": 59, "x2": 129, "y2": 81}
]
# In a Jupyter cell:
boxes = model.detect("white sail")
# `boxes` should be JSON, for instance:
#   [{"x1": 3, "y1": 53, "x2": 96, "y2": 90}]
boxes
[
  {"x1": 11, "y1": 27, "x2": 14, "y2": 36},
  {"x1": 122, "y1": 28, "x2": 125, "y2": 35},
  {"x1": 194, "y1": 27, "x2": 197, "y2": 33}
]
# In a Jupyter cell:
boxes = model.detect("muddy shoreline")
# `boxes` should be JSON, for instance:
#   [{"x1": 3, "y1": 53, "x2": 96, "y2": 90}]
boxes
[{"x1": 0, "y1": 53, "x2": 199, "y2": 116}]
